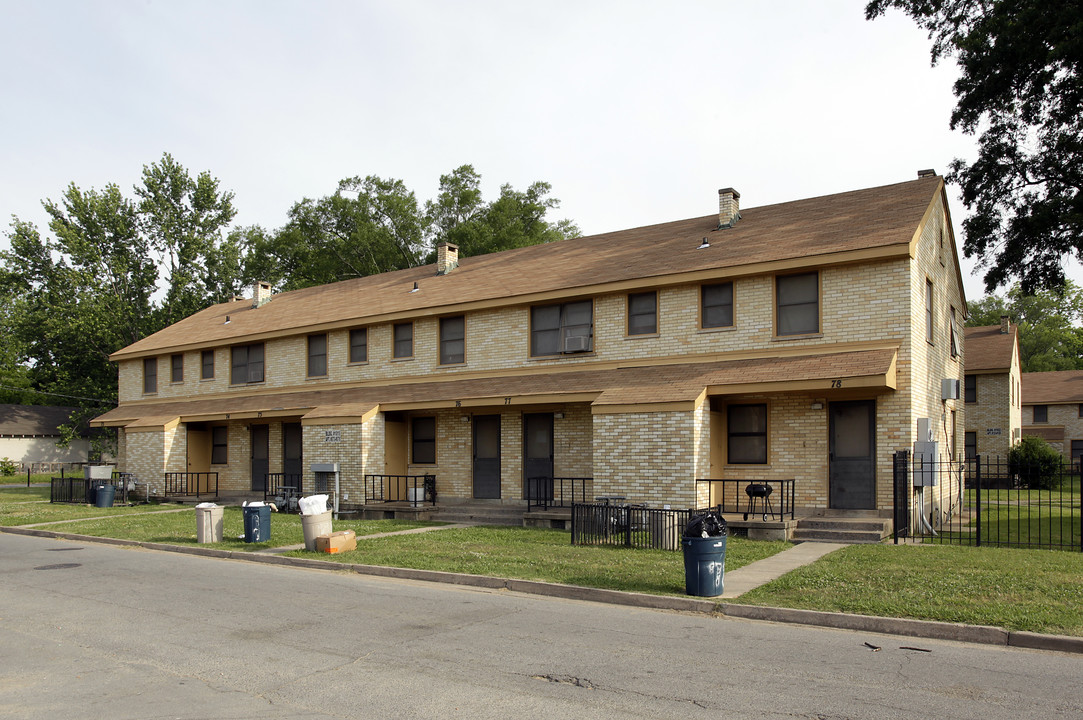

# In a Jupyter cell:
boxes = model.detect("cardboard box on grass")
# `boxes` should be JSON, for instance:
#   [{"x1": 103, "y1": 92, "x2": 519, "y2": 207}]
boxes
[{"x1": 316, "y1": 530, "x2": 356, "y2": 554}]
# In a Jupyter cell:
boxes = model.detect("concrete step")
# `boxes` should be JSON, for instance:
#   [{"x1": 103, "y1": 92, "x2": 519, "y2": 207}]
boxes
[
  {"x1": 793, "y1": 516, "x2": 892, "y2": 544},
  {"x1": 797, "y1": 519, "x2": 891, "y2": 533},
  {"x1": 791, "y1": 528, "x2": 886, "y2": 543},
  {"x1": 432, "y1": 503, "x2": 526, "y2": 526}
]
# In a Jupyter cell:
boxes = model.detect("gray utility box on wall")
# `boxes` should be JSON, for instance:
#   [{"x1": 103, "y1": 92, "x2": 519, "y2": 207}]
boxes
[{"x1": 913, "y1": 441, "x2": 939, "y2": 486}]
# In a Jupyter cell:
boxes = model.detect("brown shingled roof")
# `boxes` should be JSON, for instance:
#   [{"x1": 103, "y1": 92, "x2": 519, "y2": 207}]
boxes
[
  {"x1": 0, "y1": 405, "x2": 81, "y2": 437},
  {"x1": 111, "y1": 176, "x2": 943, "y2": 360},
  {"x1": 92, "y1": 348, "x2": 897, "y2": 426},
  {"x1": 964, "y1": 324, "x2": 1018, "y2": 372},
  {"x1": 1021, "y1": 371, "x2": 1083, "y2": 404}
]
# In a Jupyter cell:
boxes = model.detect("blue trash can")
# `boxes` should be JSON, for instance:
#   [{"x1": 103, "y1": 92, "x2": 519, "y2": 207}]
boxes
[
  {"x1": 94, "y1": 484, "x2": 116, "y2": 508},
  {"x1": 681, "y1": 535, "x2": 727, "y2": 597},
  {"x1": 243, "y1": 505, "x2": 271, "y2": 543}
]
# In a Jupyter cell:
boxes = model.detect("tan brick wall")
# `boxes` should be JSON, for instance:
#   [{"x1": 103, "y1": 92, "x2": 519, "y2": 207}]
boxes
[
  {"x1": 592, "y1": 410, "x2": 696, "y2": 507},
  {"x1": 966, "y1": 371, "x2": 1021, "y2": 458}
]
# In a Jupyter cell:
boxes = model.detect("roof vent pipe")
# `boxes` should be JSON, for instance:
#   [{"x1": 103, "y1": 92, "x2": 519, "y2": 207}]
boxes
[{"x1": 718, "y1": 188, "x2": 740, "y2": 229}]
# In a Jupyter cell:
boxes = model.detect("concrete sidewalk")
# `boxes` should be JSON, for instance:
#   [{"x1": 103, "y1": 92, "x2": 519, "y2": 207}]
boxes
[{"x1": 721, "y1": 541, "x2": 847, "y2": 598}]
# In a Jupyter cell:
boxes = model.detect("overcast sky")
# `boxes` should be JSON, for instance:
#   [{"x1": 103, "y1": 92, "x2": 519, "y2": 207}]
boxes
[{"x1": 0, "y1": 0, "x2": 1026, "y2": 303}]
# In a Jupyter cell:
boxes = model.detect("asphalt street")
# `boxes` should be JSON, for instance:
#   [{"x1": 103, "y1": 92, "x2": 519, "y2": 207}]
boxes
[{"x1": 2, "y1": 532, "x2": 1082, "y2": 719}]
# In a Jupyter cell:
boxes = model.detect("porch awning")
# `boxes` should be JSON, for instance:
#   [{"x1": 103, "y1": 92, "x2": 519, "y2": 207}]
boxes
[{"x1": 93, "y1": 346, "x2": 898, "y2": 427}]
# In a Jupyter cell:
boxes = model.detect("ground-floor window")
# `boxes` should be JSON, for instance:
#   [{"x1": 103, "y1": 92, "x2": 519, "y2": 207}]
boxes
[
  {"x1": 964, "y1": 431, "x2": 977, "y2": 459},
  {"x1": 411, "y1": 416, "x2": 436, "y2": 464},
  {"x1": 727, "y1": 403, "x2": 767, "y2": 464},
  {"x1": 211, "y1": 426, "x2": 228, "y2": 464}
]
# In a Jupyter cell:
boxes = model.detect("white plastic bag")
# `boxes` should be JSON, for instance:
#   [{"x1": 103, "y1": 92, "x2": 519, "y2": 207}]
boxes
[
  {"x1": 298, "y1": 494, "x2": 329, "y2": 515},
  {"x1": 195, "y1": 502, "x2": 219, "y2": 509}
]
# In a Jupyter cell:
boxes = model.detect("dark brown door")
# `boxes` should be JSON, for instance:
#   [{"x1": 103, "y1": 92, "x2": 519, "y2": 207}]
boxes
[
  {"x1": 523, "y1": 413, "x2": 554, "y2": 501},
  {"x1": 829, "y1": 400, "x2": 876, "y2": 509},
  {"x1": 251, "y1": 425, "x2": 269, "y2": 492},
  {"x1": 473, "y1": 415, "x2": 501, "y2": 499}
]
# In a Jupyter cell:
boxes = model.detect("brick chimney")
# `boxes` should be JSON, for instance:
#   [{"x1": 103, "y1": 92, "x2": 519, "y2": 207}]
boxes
[
  {"x1": 1000, "y1": 315, "x2": 1010, "y2": 334},
  {"x1": 253, "y1": 281, "x2": 272, "y2": 308},
  {"x1": 436, "y1": 242, "x2": 459, "y2": 275},
  {"x1": 917, "y1": 169, "x2": 937, "y2": 178},
  {"x1": 718, "y1": 188, "x2": 740, "y2": 229}
]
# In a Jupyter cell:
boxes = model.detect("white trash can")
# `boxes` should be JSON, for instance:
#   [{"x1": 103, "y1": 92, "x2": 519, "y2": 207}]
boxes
[
  {"x1": 301, "y1": 510, "x2": 333, "y2": 551},
  {"x1": 195, "y1": 505, "x2": 224, "y2": 543}
]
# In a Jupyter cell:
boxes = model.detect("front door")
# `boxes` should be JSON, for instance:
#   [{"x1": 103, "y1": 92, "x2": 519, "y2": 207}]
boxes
[
  {"x1": 523, "y1": 413, "x2": 553, "y2": 501},
  {"x1": 283, "y1": 422, "x2": 303, "y2": 478},
  {"x1": 829, "y1": 400, "x2": 876, "y2": 509},
  {"x1": 251, "y1": 425, "x2": 269, "y2": 492},
  {"x1": 473, "y1": 415, "x2": 501, "y2": 499}
]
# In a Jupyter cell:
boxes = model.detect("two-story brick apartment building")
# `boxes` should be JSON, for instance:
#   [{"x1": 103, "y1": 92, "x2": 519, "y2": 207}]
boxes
[
  {"x1": 1022, "y1": 370, "x2": 1083, "y2": 467},
  {"x1": 92, "y1": 173, "x2": 966, "y2": 518},
  {"x1": 963, "y1": 319, "x2": 1022, "y2": 459}
]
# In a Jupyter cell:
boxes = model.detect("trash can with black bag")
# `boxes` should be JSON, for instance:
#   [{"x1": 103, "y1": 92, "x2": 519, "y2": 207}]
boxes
[{"x1": 681, "y1": 511, "x2": 727, "y2": 597}]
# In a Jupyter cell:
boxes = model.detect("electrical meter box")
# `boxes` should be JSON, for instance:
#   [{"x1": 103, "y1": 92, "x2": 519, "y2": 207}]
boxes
[{"x1": 913, "y1": 440, "x2": 939, "y2": 486}]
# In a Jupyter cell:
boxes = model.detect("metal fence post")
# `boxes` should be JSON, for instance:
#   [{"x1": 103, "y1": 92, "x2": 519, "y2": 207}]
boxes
[{"x1": 975, "y1": 454, "x2": 982, "y2": 548}]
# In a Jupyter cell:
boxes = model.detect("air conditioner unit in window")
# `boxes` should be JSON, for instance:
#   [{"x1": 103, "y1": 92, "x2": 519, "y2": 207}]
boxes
[{"x1": 562, "y1": 335, "x2": 590, "y2": 353}]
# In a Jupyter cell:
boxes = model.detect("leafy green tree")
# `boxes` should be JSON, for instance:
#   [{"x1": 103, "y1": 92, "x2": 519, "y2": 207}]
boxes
[
  {"x1": 967, "y1": 281, "x2": 1083, "y2": 371},
  {"x1": 254, "y1": 167, "x2": 579, "y2": 291},
  {"x1": 135, "y1": 153, "x2": 238, "y2": 324},
  {"x1": 866, "y1": 0, "x2": 1083, "y2": 293}
]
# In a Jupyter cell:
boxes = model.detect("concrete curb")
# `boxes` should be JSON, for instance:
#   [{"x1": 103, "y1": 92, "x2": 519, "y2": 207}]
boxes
[{"x1": 4, "y1": 524, "x2": 1081, "y2": 654}]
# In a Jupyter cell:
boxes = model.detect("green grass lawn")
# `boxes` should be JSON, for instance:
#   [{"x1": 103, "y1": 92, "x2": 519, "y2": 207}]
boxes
[
  {"x1": 47, "y1": 507, "x2": 445, "y2": 551},
  {"x1": 0, "y1": 486, "x2": 181, "y2": 525},
  {"x1": 738, "y1": 543, "x2": 1083, "y2": 636},
  {"x1": 282, "y1": 526, "x2": 790, "y2": 596}
]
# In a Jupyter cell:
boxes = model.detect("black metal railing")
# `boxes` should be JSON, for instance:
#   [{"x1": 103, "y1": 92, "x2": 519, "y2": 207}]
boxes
[
  {"x1": 893, "y1": 452, "x2": 1081, "y2": 552},
  {"x1": 693, "y1": 479, "x2": 796, "y2": 521},
  {"x1": 526, "y1": 477, "x2": 592, "y2": 510},
  {"x1": 163, "y1": 472, "x2": 219, "y2": 498},
  {"x1": 364, "y1": 474, "x2": 436, "y2": 507},
  {"x1": 265, "y1": 473, "x2": 305, "y2": 512},
  {"x1": 571, "y1": 501, "x2": 699, "y2": 551}
]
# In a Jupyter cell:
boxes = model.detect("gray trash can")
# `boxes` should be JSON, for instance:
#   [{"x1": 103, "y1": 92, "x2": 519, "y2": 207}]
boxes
[
  {"x1": 681, "y1": 536, "x2": 727, "y2": 597},
  {"x1": 243, "y1": 505, "x2": 271, "y2": 543},
  {"x1": 94, "y1": 484, "x2": 116, "y2": 508}
]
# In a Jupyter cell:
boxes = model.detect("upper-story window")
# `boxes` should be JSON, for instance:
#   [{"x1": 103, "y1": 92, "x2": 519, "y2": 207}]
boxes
[
  {"x1": 1079, "y1": 403, "x2": 1083, "y2": 418},
  {"x1": 627, "y1": 292, "x2": 657, "y2": 335},
  {"x1": 143, "y1": 357, "x2": 157, "y2": 394},
  {"x1": 231, "y1": 343, "x2": 265, "y2": 385},
  {"x1": 307, "y1": 334, "x2": 327, "y2": 378},
  {"x1": 440, "y1": 316, "x2": 465, "y2": 365},
  {"x1": 776, "y1": 272, "x2": 819, "y2": 336},
  {"x1": 531, "y1": 300, "x2": 593, "y2": 356},
  {"x1": 201, "y1": 350, "x2": 215, "y2": 380},
  {"x1": 701, "y1": 282, "x2": 734, "y2": 329},
  {"x1": 925, "y1": 279, "x2": 934, "y2": 344},
  {"x1": 170, "y1": 354, "x2": 183, "y2": 383},
  {"x1": 1033, "y1": 405, "x2": 1048, "y2": 423},
  {"x1": 349, "y1": 328, "x2": 368, "y2": 363},
  {"x1": 949, "y1": 306, "x2": 961, "y2": 358},
  {"x1": 964, "y1": 374, "x2": 977, "y2": 403},
  {"x1": 393, "y1": 323, "x2": 413, "y2": 359}
]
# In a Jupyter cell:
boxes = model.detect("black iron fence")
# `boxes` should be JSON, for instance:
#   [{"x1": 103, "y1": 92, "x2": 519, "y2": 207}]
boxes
[
  {"x1": 365, "y1": 474, "x2": 436, "y2": 507},
  {"x1": 525, "y1": 477, "x2": 592, "y2": 510},
  {"x1": 571, "y1": 501, "x2": 699, "y2": 551},
  {"x1": 163, "y1": 472, "x2": 218, "y2": 498},
  {"x1": 50, "y1": 473, "x2": 131, "y2": 505},
  {"x1": 892, "y1": 452, "x2": 1081, "y2": 552},
  {"x1": 694, "y1": 478, "x2": 796, "y2": 521}
]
